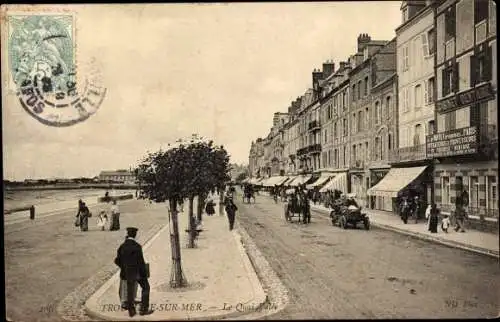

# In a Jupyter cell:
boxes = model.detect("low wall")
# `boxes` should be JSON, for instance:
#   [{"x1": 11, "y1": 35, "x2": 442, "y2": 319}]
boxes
[{"x1": 97, "y1": 194, "x2": 134, "y2": 203}]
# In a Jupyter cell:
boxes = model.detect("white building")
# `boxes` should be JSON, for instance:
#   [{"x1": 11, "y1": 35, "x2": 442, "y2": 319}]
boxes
[{"x1": 396, "y1": 0, "x2": 436, "y2": 160}]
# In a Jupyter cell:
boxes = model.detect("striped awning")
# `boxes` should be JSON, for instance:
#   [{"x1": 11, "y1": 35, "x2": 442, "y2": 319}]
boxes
[
  {"x1": 319, "y1": 173, "x2": 348, "y2": 193},
  {"x1": 262, "y1": 176, "x2": 288, "y2": 187},
  {"x1": 289, "y1": 175, "x2": 312, "y2": 187},
  {"x1": 367, "y1": 166, "x2": 428, "y2": 198},
  {"x1": 306, "y1": 175, "x2": 332, "y2": 189}
]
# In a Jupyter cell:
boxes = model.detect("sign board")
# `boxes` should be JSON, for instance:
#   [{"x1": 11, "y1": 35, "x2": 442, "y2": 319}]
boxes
[
  {"x1": 426, "y1": 126, "x2": 478, "y2": 158},
  {"x1": 436, "y1": 83, "x2": 495, "y2": 114}
]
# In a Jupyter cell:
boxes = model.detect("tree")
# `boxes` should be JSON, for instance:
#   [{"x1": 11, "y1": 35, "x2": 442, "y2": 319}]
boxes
[{"x1": 134, "y1": 134, "x2": 231, "y2": 286}]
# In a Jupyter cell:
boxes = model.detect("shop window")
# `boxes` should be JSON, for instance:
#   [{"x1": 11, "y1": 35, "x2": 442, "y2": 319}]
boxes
[
  {"x1": 487, "y1": 176, "x2": 498, "y2": 213},
  {"x1": 469, "y1": 176, "x2": 480, "y2": 209},
  {"x1": 442, "y1": 176, "x2": 451, "y2": 204}
]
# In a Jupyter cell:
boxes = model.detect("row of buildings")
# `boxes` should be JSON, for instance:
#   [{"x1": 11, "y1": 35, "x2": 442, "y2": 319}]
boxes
[{"x1": 248, "y1": 0, "x2": 497, "y2": 222}]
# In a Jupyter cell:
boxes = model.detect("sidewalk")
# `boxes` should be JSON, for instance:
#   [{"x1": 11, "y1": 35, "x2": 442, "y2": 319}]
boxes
[
  {"x1": 310, "y1": 203, "x2": 499, "y2": 259},
  {"x1": 84, "y1": 202, "x2": 267, "y2": 321}
]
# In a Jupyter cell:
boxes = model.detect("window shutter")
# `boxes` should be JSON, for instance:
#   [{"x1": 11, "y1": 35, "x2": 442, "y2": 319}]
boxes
[
  {"x1": 485, "y1": 46, "x2": 492, "y2": 81},
  {"x1": 452, "y1": 62, "x2": 459, "y2": 92},
  {"x1": 442, "y1": 68, "x2": 448, "y2": 96},
  {"x1": 470, "y1": 55, "x2": 476, "y2": 87}
]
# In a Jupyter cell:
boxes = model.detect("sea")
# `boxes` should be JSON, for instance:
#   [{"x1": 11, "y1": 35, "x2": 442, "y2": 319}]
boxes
[{"x1": 4, "y1": 188, "x2": 136, "y2": 214}]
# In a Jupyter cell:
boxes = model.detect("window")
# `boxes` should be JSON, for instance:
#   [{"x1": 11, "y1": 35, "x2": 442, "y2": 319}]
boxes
[
  {"x1": 487, "y1": 176, "x2": 498, "y2": 212},
  {"x1": 352, "y1": 145, "x2": 357, "y2": 162},
  {"x1": 385, "y1": 96, "x2": 391, "y2": 119},
  {"x1": 403, "y1": 46, "x2": 409, "y2": 70},
  {"x1": 414, "y1": 124, "x2": 422, "y2": 146},
  {"x1": 428, "y1": 28, "x2": 436, "y2": 55},
  {"x1": 428, "y1": 120, "x2": 435, "y2": 135},
  {"x1": 471, "y1": 46, "x2": 493, "y2": 85},
  {"x1": 402, "y1": 7, "x2": 408, "y2": 23},
  {"x1": 352, "y1": 84, "x2": 356, "y2": 101},
  {"x1": 343, "y1": 118, "x2": 348, "y2": 136},
  {"x1": 328, "y1": 150, "x2": 332, "y2": 166},
  {"x1": 469, "y1": 176, "x2": 480, "y2": 209},
  {"x1": 375, "y1": 137, "x2": 380, "y2": 160},
  {"x1": 343, "y1": 146, "x2": 346, "y2": 167},
  {"x1": 474, "y1": 0, "x2": 489, "y2": 24},
  {"x1": 334, "y1": 122, "x2": 338, "y2": 138},
  {"x1": 364, "y1": 76, "x2": 369, "y2": 96},
  {"x1": 358, "y1": 81, "x2": 361, "y2": 99},
  {"x1": 421, "y1": 33, "x2": 429, "y2": 57},
  {"x1": 342, "y1": 91, "x2": 346, "y2": 110},
  {"x1": 414, "y1": 84, "x2": 422, "y2": 109},
  {"x1": 442, "y1": 63, "x2": 458, "y2": 96},
  {"x1": 442, "y1": 176, "x2": 451, "y2": 204},
  {"x1": 424, "y1": 77, "x2": 435, "y2": 104},
  {"x1": 402, "y1": 89, "x2": 409, "y2": 113},
  {"x1": 445, "y1": 5, "x2": 456, "y2": 41},
  {"x1": 365, "y1": 107, "x2": 369, "y2": 127},
  {"x1": 352, "y1": 113, "x2": 357, "y2": 133},
  {"x1": 375, "y1": 101, "x2": 380, "y2": 125},
  {"x1": 358, "y1": 111, "x2": 363, "y2": 133},
  {"x1": 388, "y1": 133, "x2": 392, "y2": 151}
]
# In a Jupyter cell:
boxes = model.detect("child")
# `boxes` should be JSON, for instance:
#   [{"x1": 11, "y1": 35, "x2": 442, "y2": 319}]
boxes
[
  {"x1": 97, "y1": 211, "x2": 107, "y2": 231},
  {"x1": 441, "y1": 214, "x2": 450, "y2": 233}
]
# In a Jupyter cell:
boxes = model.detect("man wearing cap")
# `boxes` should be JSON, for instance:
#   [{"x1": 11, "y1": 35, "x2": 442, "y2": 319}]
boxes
[{"x1": 114, "y1": 227, "x2": 153, "y2": 317}]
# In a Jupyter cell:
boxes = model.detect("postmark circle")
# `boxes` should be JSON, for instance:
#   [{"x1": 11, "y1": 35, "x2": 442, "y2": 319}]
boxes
[{"x1": 9, "y1": 14, "x2": 107, "y2": 127}]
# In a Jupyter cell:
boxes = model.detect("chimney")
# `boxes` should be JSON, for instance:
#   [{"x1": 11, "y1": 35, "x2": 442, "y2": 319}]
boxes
[
  {"x1": 357, "y1": 33, "x2": 371, "y2": 52},
  {"x1": 322, "y1": 60, "x2": 335, "y2": 78},
  {"x1": 312, "y1": 68, "x2": 324, "y2": 89}
]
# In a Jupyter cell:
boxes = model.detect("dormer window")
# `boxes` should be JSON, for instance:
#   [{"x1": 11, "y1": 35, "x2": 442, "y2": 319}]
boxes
[{"x1": 363, "y1": 47, "x2": 369, "y2": 61}]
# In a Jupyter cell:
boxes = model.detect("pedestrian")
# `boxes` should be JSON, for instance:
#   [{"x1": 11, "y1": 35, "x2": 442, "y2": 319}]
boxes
[
  {"x1": 109, "y1": 200, "x2": 121, "y2": 231},
  {"x1": 429, "y1": 203, "x2": 440, "y2": 233},
  {"x1": 224, "y1": 197, "x2": 238, "y2": 231},
  {"x1": 205, "y1": 199, "x2": 215, "y2": 216},
  {"x1": 455, "y1": 188, "x2": 469, "y2": 232},
  {"x1": 441, "y1": 214, "x2": 450, "y2": 233},
  {"x1": 97, "y1": 211, "x2": 107, "y2": 231},
  {"x1": 302, "y1": 193, "x2": 311, "y2": 224},
  {"x1": 77, "y1": 202, "x2": 91, "y2": 231},
  {"x1": 425, "y1": 204, "x2": 432, "y2": 231},
  {"x1": 114, "y1": 227, "x2": 153, "y2": 317}
]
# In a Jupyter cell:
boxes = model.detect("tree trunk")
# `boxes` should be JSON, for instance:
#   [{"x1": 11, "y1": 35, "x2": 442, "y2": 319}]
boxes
[
  {"x1": 188, "y1": 196, "x2": 196, "y2": 249},
  {"x1": 219, "y1": 190, "x2": 224, "y2": 216},
  {"x1": 197, "y1": 193, "x2": 205, "y2": 222},
  {"x1": 169, "y1": 199, "x2": 187, "y2": 288}
]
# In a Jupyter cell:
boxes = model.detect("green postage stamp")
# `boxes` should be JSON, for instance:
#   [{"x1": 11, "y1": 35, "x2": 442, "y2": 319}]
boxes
[{"x1": 5, "y1": 10, "x2": 106, "y2": 127}]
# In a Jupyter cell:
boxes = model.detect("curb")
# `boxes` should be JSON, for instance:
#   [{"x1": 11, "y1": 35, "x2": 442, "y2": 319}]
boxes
[
  {"x1": 310, "y1": 206, "x2": 499, "y2": 259},
  {"x1": 83, "y1": 222, "x2": 170, "y2": 321}
]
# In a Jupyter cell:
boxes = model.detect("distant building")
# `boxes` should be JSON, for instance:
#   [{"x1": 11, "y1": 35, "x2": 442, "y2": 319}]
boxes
[{"x1": 98, "y1": 170, "x2": 136, "y2": 184}]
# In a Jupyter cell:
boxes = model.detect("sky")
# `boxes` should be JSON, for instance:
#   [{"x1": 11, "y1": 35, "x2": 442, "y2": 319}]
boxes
[{"x1": 2, "y1": 2, "x2": 402, "y2": 181}]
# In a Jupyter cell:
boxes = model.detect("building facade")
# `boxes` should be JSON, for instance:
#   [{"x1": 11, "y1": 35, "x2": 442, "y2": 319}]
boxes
[
  {"x1": 429, "y1": 0, "x2": 497, "y2": 221},
  {"x1": 99, "y1": 170, "x2": 135, "y2": 184}
]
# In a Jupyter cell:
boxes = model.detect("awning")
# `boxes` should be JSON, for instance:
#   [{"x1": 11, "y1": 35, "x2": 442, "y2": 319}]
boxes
[
  {"x1": 282, "y1": 176, "x2": 296, "y2": 186},
  {"x1": 319, "y1": 173, "x2": 348, "y2": 193},
  {"x1": 262, "y1": 176, "x2": 289, "y2": 187},
  {"x1": 306, "y1": 175, "x2": 332, "y2": 189},
  {"x1": 367, "y1": 166, "x2": 428, "y2": 198},
  {"x1": 289, "y1": 175, "x2": 312, "y2": 187}
]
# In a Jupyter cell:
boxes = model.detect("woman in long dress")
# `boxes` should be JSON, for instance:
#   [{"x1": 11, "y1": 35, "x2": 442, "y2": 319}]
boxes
[
  {"x1": 78, "y1": 202, "x2": 90, "y2": 231},
  {"x1": 109, "y1": 200, "x2": 120, "y2": 231},
  {"x1": 428, "y1": 204, "x2": 440, "y2": 233}
]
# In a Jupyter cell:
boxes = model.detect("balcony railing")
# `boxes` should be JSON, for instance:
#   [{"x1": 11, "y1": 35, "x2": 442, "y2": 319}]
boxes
[
  {"x1": 389, "y1": 144, "x2": 427, "y2": 163},
  {"x1": 308, "y1": 120, "x2": 321, "y2": 131},
  {"x1": 308, "y1": 143, "x2": 322, "y2": 154}
]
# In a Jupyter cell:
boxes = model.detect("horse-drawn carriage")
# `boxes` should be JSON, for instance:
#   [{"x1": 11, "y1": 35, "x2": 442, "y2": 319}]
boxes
[
  {"x1": 329, "y1": 193, "x2": 370, "y2": 230},
  {"x1": 242, "y1": 184, "x2": 255, "y2": 204},
  {"x1": 283, "y1": 188, "x2": 311, "y2": 224}
]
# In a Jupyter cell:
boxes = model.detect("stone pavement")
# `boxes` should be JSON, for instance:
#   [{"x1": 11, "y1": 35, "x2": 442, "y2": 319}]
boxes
[
  {"x1": 309, "y1": 203, "x2": 499, "y2": 259},
  {"x1": 84, "y1": 201, "x2": 267, "y2": 320}
]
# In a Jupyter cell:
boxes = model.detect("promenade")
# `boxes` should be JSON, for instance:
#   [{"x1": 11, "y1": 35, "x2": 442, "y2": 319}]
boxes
[{"x1": 85, "y1": 201, "x2": 267, "y2": 321}]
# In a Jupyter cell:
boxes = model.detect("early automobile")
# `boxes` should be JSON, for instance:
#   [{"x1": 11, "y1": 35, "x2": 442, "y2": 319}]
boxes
[{"x1": 329, "y1": 193, "x2": 370, "y2": 230}]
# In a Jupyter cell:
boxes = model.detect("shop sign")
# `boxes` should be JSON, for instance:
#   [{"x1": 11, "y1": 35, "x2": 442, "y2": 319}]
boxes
[
  {"x1": 426, "y1": 126, "x2": 478, "y2": 158},
  {"x1": 436, "y1": 83, "x2": 495, "y2": 113}
]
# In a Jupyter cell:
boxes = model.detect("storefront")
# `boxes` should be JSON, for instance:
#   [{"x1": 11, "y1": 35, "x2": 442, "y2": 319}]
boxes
[
  {"x1": 369, "y1": 167, "x2": 391, "y2": 211},
  {"x1": 367, "y1": 165, "x2": 433, "y2": 214}
]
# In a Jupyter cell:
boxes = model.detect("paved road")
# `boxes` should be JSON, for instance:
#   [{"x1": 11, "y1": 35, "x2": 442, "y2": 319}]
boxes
[
  {"x1": 5, "y1": 199, "x2": 168, "y2": 322},
  {"x1": 236, "y1": 194, "x2": 499, "y2": 319}
]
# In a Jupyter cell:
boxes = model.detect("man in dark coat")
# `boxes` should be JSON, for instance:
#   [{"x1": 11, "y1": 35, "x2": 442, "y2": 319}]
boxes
[{"x1": 114, "y1": 227, "x2": 153, "y2": 317}]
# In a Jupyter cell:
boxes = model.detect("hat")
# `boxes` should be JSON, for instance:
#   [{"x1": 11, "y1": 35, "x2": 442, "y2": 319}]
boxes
[{"x1": 126, "y1": 227, "x2": 138, "y2": 235}]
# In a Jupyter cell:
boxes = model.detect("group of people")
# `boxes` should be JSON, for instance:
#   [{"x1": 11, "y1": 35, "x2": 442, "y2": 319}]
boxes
[
  {"x1": 398, "y1": 195, "x2": 426, "y2": 224},
  {"x1": 75, "y1": 194, "x2": 121, "y2": 232}
]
